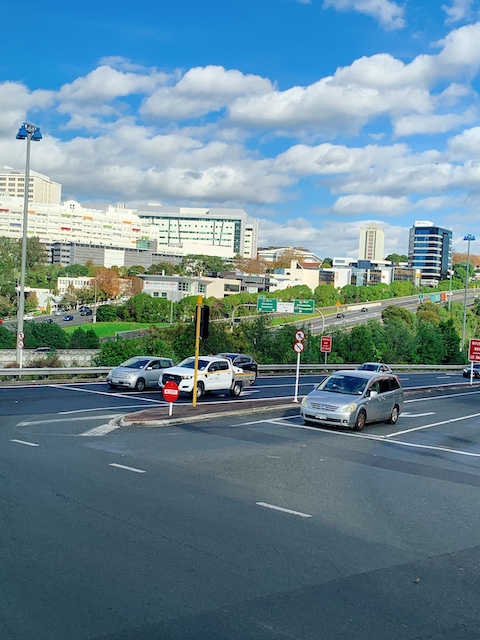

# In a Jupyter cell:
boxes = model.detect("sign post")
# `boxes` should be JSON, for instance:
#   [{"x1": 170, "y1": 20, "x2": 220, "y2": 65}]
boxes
[
  {"x1": 320, "y1": 335, "x2": 332, "y2": 366},
  {"x1": 468, "y1": 338, "x2": 480, "y2": 384},
  {"x1": 162, "y1": 380, "x2": 180, "y2": 416},
  {"x1": 293, "y1": 330, "x2": 305, "y2": 403}
]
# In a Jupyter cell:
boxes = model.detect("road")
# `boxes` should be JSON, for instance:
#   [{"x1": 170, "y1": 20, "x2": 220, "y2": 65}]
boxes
[{"x1": 3, "y1": 379, "x2": 480, "y2": 639}]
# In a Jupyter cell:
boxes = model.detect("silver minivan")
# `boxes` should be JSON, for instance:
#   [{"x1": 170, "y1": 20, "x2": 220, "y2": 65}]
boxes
[
  {"x1": 300, "y1": 369, "x2": 403, "y2": 431},
  {"x1": 107, "y1": 356, "x2": 174, "y2": 391}
]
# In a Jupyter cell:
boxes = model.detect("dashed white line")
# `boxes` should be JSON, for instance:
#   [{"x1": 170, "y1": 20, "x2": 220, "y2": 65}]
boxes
[
  {"x1": 10, "y1": 439, "x2": 39, "y2": 447},
  {"x1": 256, "y1": 502, "x2": 312, "y2": 518},
  {"x1": 109, "y1": 463, "x2": 146, "y2": 474},
  {"x1": 16, "y1": 414, "x2": 121, "y2": 427}
]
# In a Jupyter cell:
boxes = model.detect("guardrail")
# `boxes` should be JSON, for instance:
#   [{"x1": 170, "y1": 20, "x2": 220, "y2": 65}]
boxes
[{"x1": 0, "y1": 363, "x2": 467, "y2": 381}]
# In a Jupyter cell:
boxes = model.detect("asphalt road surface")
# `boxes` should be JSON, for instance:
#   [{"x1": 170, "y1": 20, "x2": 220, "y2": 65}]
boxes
[{"x1": 2, "y1": 381, "x2": 480, "y2": 639}]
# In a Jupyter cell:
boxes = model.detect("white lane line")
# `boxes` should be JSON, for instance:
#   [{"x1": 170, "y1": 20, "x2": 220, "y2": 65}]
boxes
[
  {"x1": 381, "y1": 439, "x2": 480, "y2": 459},
  {"x1": 400, "y1": 412, "x2": 435, "y2": 417},
  {"x1": 60, "y1": 404, "x2": 163, "y2": 415},
  {"x1": 109, "y1": 463, "x2": 146, "y2": 474},
  {"x1": 405, "y1": 389, "x2": 480, "y2": 403},
  {"x1": 10, "y1": 439, "x2": 39, "y2": 447},
  {"x1": 78, "y1": 422, "x2": 120, "y2": 437},
  {"x1": 16, "y1": 414, "x2": 121, "y2": 427},
  {"x1": 256, "y1": 502, "x2": 312, "y2": 518},
  {"x1": 49, "y1": 385, "x2": 164, "y2": 404},
  {"x1": 387, "y1": 411, "x2": 480, "y2": 438}
]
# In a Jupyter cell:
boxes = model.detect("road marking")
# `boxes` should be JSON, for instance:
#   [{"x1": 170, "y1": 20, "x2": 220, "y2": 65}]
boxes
[
  {"x1": 16, "y1": 414, "x2": 121, "y2": 427},
  {"x1": 400, "y1": 412, "x2": 435, "y2": 417},
  {"x1": 256, "y1": 502, "x2": 312, "y2": 518},
  {"x1": 109, "y1": 463, "x2": 146, "y2": 474},
  {"x1": 10, "y1": 439, "x2": 39, "y2": 447},
  {"x1": 49, "y1": 385, "x2": 164, "y2": 404},
  {"x1": 381, "y1": 439, "x2": 480, "y2": 459},
  {"x1": 387, "y1": 412, "x2": 480, "y2": 438},
  {"x1": 79, "y1": 421, "x2": 120, "y2": 437},
  {"x1": 60, "y1": 404, "x2": 165, "y2": 414}
]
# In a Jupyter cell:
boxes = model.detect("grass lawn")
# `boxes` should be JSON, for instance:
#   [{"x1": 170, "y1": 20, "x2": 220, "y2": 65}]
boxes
[{"x1": 62, "y1": 321, "x2": 166, "y2": 339}]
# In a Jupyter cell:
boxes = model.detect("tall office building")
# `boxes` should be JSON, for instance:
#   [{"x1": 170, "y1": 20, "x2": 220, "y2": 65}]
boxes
[
  {"x1": 408, "y1": 221, "x2": 452, "y2": 285},
  {"x1": 358, "y1": 224, "x2": 385, "y2": 261},
  {"x1": 0, "y1": 168, "x2": 61, "y2": 204}
]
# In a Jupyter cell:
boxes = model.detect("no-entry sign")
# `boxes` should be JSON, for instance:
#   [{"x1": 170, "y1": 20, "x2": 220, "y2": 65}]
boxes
[
  {"x1": 162, "y1": 380, "x2": 180, "y2": 402},
  {"x1": 321, "y1": 336, "x2": 332, "y2": 353},
  {"x1": 469, "y1": 338, "x2": 480, "y2": 362}
]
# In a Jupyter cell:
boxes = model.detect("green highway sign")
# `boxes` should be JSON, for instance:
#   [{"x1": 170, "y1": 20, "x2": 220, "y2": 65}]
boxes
[
  {"x1": 293, "y1": 299, "x2": 315, "y2": 314},
  {"x1": 257, "y1": 298, "x2": 277, "y2": 312}
]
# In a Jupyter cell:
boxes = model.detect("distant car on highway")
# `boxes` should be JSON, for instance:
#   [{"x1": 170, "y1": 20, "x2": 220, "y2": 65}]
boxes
[
  {"x1": 216, "y1": 353, "x2": 258, "y2": 383},
  {"x1": 463, "y1": 363, "x2": 480, "y2": 379},
  {"x1": 42, "y1": 318, "x2": 54, "y2": 324},
  {"x1": 80, "y1": 308, "x2": 92, "y2": 316},
  {"x1": 300, "y1": 369, "x2": 403, "y2": 431},
  {"x1": 358, "y1": 362, "x2": 392, "y2": 373},
  {"x1": 107, "y1": 356, "x2": 174, "y2": 391},
  {"x1": 336, "y1": 313, "x2": 345, "y2": 319},
  {"x1": 33, "y1": 346, "x2": 54, "y2": 355},
  {"x1": 360, "y1": 307, "x2": 369, "y2": 312},
  {"x1": 63, "y1": 314, "x2": 74, "y2": 321}
]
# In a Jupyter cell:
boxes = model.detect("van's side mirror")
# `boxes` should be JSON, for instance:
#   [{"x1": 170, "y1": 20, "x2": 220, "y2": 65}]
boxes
[{"x1": 369, "y1": 390, "x2": 378, "y2": 398}]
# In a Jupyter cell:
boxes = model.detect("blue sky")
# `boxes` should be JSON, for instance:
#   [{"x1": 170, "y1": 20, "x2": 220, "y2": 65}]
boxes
[{"x1": 2, "y1": 0, "x2": 480, "y2": 259}]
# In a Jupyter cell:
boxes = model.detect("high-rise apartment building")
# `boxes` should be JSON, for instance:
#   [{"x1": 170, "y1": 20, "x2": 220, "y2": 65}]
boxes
[
  {"x1": 358, "y1": 224, "x2": 385, "y2": 261},
  {"x1": 408, "y1": 220, "x2": 452, "y2": 285},
  {"x1": 0, "y1": 168, "x2": 61, "y2": 204}
]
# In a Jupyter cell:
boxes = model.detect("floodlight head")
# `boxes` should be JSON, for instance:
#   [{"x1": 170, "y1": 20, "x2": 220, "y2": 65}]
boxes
[
  {"x1": 31, "y1": 128, "x2": 42, "y2": 142},
  {"x1": 464, "y1": 234, "x2": 476, "y2": 242},
  {"x1": 16, "y1": 124, "x2": 28, "y2": 140}
]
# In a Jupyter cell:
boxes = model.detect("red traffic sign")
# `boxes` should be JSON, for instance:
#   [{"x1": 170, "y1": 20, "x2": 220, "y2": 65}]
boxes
[
  {"x1": 293, "y1": 341, "x2": 304, "y2": 353},
  {"x1": 295, "y1": 330, "x2": 305, "y2": 342},
  {"x1": 162, "y1": 380, "x2": 180, "y2": 402},
  {"x1": 320, "y1": 336, "x2": 332, "y2": 353},
  {"x1": 469, "y1": 338, "x2": 480, "y2": 362}
]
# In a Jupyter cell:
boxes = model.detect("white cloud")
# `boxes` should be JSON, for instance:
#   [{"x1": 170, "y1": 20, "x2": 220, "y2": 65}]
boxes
[
  {"x1": 442, "y1": 0, "x2": 475, "y2": 24},
  {"x1": 332, "y1": 194, "x2": 410, "y2": 215},
  {"x1": 394, "y1": 109, "x2": 476, "y2": 136},
  {"x1": 0, "y1": 82, "x2": 54, "y2": 136},
  {"x1": 141, "y1": 66, "x2": 273, "y2": 120},
  {"x1": 323, "y1": 0, "x2": 405, "y2": 30}
]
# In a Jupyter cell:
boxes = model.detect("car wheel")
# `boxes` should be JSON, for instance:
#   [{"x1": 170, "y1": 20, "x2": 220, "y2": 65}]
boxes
[
  {"x1": 195, "y1": 382, "x2": 204, "y2": 399},
  {"x1": 135, "y1": 378, "x2": 146, "y2": 392},
  {"x1": 108, "y1": 383, "x2": 117, "y2": 389},
  {"x1": 229, "y1": 381, "x2": 243, "y2": 397},
  {"x1": 387, "y1": 405, "x2": 399, "y2": 424},
  {"x1": 353, "y1": 410, "x2": 366, "y2": 431}
]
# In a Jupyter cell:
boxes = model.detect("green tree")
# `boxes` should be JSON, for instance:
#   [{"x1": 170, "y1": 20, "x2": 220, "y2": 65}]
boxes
[
  {"x1": 23, "y1": 321, "x2": 69, "y2": 349},
  {"x1": 96, "y1": 305, "x2": 119, "y2": 321},
  {"x1": 386, "y1": 253, "x2": 408, "y2": 265},
  {"x1": 0, "y1": 325, "x2": 15, "y2": 348},
  {"x1": 313, "y1": 284, "x2": 339, "y2": 307},
  {"x1": 382, "y1": 305, "x2": 415, "y2": 328},
  {"x1": 69, "y1": 327, "x2": 100, "y2": 349},
  {"x1": 438, "y1": 318, "x2": 462, "y2": 364},
  {"x1": 415, "y1": 321, "x2": 446, "y2": 364},
  {"x1": 94, "y1": 337, "x2": 145, "y2": 366}
]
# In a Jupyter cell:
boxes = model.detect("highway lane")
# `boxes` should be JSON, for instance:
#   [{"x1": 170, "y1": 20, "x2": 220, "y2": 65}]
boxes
[
  {"x1": 0, "y1": 371, "x2": 473, "y2": 421},
  {"x1": 3, "y1": 390, "x2": 480, "y2": 639}
]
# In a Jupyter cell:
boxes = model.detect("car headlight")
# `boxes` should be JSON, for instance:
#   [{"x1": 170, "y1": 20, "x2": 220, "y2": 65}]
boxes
[
  {"x1": 181, "y1": 374, "x2": 192, "y2": 380},
  {"x1": 339, "y1": 402, "x2": 358, "y2": 413},
  {"x1": 126, "y1": 373, "x2": 136, "y2": 379},
  {"x1": 301, "y1": 396, "x2": 309, "y2": 406}
]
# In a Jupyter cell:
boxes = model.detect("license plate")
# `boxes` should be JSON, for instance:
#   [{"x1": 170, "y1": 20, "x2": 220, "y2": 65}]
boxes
[{"x1": 315, "y1": 413, "x2": 327, "y2": 420}]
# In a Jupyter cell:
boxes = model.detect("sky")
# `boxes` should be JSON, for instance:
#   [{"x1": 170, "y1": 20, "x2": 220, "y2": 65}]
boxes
[{"x1": 2, "y1": 0, "x2": 480, "y2": 260}]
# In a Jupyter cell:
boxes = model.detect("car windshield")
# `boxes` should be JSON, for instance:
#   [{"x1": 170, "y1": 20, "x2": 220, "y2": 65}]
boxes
[
  {"x1": 177, "y1": 357, "x2": 210, "y2": 371},
  {"x1": 318, "y1": 374, "x2": 367, "y2": 395},
  {"x1": 121, "y1": 358, "x2": 149, "y2": 369},
  {"x1": 359, "y1": 364, "x2": 377, "y2": 371}
]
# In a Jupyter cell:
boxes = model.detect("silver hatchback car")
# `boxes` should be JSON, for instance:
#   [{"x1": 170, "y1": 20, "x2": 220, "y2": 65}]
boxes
[
  {"x1": 107, "y1": 356, "x2": 174, "y2": 391},
  {"x1": 300, "y1": 369, "x2": 403, "y2": 431}
]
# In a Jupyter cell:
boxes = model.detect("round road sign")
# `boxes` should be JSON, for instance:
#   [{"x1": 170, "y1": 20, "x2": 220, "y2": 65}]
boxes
[
  {"x1": 162, "y1": 380, "x2": 180, "y2": 403},
  {"x1": 293, "y1": 341, "x2": 304, "y2": 353},
  {"x1": 295, "y1": 330, "x2": 305, "y2": 342}
]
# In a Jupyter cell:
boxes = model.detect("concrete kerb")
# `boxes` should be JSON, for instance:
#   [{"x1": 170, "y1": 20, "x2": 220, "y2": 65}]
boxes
[{"x1": 119, "y1": 399, "x2": 297, "y2": 428}]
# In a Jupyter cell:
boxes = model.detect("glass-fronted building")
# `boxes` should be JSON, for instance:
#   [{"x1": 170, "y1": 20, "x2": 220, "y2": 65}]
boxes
[{"x1": 408, "y1": 221, "x2": 452, "y2": 286}]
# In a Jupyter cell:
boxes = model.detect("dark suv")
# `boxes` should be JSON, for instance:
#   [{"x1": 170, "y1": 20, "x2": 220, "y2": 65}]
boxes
[{"x1": 217, "y1": 353, "x2": 258, "y2": 383}]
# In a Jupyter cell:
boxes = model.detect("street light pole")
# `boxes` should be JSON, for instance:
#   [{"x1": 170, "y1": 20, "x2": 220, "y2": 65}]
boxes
[
  {"x1": 461, "y1": 234, "x2": 476, "y2": 351},
  {"x1": 448, "y1": 268, "x2": 453, "y2": 311},
  {"x1": 15, "y1": 123, "x2": 42, "y2": 367}
]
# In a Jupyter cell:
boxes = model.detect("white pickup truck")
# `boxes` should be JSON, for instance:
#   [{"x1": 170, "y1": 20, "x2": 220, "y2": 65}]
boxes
[{"x1": 161, "y1": 355, "x2": 255, "y2": 399}]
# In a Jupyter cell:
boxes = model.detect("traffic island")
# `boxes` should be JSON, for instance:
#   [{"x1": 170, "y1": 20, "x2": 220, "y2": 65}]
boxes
[{"x1": 119, "y1": 396, "x2": 297, "y2": 427}]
